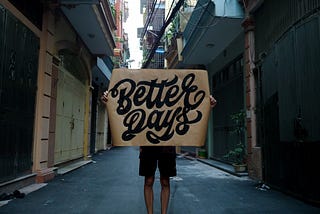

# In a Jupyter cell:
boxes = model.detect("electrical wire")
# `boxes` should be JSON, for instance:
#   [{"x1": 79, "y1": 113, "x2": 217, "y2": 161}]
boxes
[
  {"x1": 140, "y1": 0, "x2": 158, "y2": 40},
  {"x1": 144, "y1": 0, "x2": 171, "y2": 65},
  {"x1": 149, "y1": 0, "x2": 162, "y2": 31},
  {"x1": 165, "y1": 0, "x2": 176, "y2": 22},
  {"x1": 142, "y1": 0, "x2": 185, "y2": 68}
]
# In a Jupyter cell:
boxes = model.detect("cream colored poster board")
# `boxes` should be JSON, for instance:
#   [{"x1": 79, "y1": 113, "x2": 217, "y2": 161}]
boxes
[{"x1": 106, "y1": 69, "x2": 211, "y2": 146}]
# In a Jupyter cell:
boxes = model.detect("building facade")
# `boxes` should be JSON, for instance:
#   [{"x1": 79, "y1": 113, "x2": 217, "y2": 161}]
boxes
[
  {"x1": 140, "y1": 0, "x2": 166, "y2": 69},
  {"x1": 112, "y1": 0, "x2": 130, "y2": 68},
  {"x1": 0, "y1": 0, "x2": 120, "y2": 193},
  {"x1": 164, "y1": 0, "x2": 246, "y2": 163},
  {"x1": 164, "y1": 0, "x2": 320, "y2": 204},
  {"x1": 245, "y1": 0, "x2": 320, "y2": 204}
]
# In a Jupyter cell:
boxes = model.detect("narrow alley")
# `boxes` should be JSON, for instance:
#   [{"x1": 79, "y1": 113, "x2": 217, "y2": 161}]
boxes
[{"x1": 1, "y1": 147, "x2": 319, "y2": 214}]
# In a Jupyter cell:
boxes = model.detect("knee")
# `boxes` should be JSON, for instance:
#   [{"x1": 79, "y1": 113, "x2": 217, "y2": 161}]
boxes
[
  {"x1": 144, "y1": 176, "x2": 155, "y2": 188},
  {"x1": 160, "y1": 177, "x2": 170, "y2": 188}
]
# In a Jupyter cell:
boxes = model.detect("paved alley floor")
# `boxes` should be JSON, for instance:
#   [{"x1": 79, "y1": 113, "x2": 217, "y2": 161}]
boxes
[{"x1": 0, "y1": 147, "x2": 319, "y2": 214}]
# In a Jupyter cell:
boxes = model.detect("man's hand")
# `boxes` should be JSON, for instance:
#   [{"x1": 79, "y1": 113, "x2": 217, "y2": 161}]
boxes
[
  {"x1": 210, "y1": 95, "x2": 217, "y2": 108},
  {"x1": 101, "y1": 90, "x2": 109, "y2": 104}
]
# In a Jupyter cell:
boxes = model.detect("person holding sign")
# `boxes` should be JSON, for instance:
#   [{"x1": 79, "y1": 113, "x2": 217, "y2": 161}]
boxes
[
  {"x1": 102, "y1": 90, "x2": 217, "y2": 214},
  {"x1": 106, "y1": 69, "x2": 216, "y2": 147}
]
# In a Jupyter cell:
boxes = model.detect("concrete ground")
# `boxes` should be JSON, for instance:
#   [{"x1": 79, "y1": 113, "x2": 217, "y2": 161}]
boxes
[{"x1": 0, "y1": 147, "x2": 319, "y2": 214}]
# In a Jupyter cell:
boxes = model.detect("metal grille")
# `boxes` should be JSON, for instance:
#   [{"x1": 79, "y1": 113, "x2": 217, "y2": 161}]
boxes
[
  {"x1": 211, "y1": 56, "x2": 245, "y2": 161},
  {"x1": 149, "y1": 52, "x2": 164, "y2": 68},
  {"x1": 259, "y1": 14, "x2": 320, "y2": 202},
  {"x1": 0, "y1": 8, "x2": 39, "y2": 183},
  {"x1": 254, "y1": 0, "x2": 320, "y2": 56}
]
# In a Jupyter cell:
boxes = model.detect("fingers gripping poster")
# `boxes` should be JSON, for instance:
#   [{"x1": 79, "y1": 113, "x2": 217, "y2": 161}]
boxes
[{"x1": 106, "y1": 69, "x2": 211, "y2": 146}]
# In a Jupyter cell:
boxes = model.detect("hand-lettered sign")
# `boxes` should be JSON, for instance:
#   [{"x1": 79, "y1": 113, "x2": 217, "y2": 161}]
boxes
[{"x1": 106, "y1": 69, "x2": 211, "y2": 146}]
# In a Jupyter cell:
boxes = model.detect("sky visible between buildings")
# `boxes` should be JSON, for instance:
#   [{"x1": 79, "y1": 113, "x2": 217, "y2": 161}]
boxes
[{"x1": 124, "y1": 0, "x2": 143, "y2": 69}]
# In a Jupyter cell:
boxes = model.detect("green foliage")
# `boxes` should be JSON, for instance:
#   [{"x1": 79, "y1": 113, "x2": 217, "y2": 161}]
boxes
[
  {"x1": 224, "y1": 111, "x2": 247, "y2": 164},
  {"x1": 164, "y1": 15, "x2": 179, "y2": 45},
  {"x1": 224, "y1": 143, "x2": 245, "y2": 164},
  {"x1": 111, "y1": 5, "x2": 116, "y2": 19},
  {"x1": 230, "y1": 110, "x2": 246, "y2": 136}
]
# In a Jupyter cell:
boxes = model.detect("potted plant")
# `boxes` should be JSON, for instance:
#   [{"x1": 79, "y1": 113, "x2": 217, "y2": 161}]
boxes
[
  {"x1": 224, "y1": 142, "x2": 247, "y2": 172},
  {"x1": 197, "y1": 148, "x2": 207, "y2": 159},
  {"x1": 224, "y1": 111, "x2": 247, "y2": 172}
]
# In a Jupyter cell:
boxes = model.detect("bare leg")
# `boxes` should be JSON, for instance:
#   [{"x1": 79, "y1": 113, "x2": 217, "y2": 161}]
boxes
[
  {"x1": 144, "y1": 176, "x2": 155, "y2": 214},
  {"x1": 160, "y1": 176, "x2": 170, "y2": 214}
]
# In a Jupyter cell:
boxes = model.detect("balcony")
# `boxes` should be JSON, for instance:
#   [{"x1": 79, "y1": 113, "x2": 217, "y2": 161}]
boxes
[
  {"x1": 165, "y1": 35, "x2": 184, "y2": 68},
  {"x1": 92, "y1": 56, "x2": 113, "y2": 90},
  {"x1": 181, "y1": 0, "x2": 244, "y2": 65},
  {"x1": 60, "y1": 0, "x2": 116, "y2": 56}
]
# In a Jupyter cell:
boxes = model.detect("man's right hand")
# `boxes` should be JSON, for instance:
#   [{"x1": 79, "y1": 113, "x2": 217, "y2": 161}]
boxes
[
  {"x1": 209, "y1": 95, "x2": 217, "y2": 108},
  {"x1": 101, "y1": 90, "x2": 108, "y2": 104}
]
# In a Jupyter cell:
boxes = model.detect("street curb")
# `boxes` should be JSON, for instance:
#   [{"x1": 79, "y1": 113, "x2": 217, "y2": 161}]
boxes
[
  {"x1": 0, "y1": 183, "x2": 47, "y2": 207},
  {"x1": 181, "y1": 155, "x2": 248, "y2": 177},
  {"x1": 57, "y1": 160, "x2": 93, "y2": 175}
]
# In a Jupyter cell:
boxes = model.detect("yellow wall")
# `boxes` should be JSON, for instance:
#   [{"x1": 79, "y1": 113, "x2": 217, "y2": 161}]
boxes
[{"x1": 0, "y1": 1, "x2": 93, "y2": 182}]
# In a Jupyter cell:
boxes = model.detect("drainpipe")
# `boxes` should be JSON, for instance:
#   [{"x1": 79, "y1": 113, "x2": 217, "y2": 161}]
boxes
[{"x1": 242, "y1": 15, "x2": 259, "y2": 178}]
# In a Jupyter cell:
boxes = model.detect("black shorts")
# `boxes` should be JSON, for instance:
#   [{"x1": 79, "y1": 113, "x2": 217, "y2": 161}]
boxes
[{"x1": 139, "y1": 157, "x2": 177, "y2": 177}]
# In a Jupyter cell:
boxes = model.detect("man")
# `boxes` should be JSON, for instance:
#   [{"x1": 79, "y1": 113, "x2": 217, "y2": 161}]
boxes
[
  {"x1": 102, "y1": 91, "x2": 217, "y2": 214},
  {"x1": 139, "y1": 146, "x2": 176, "y2": 214}
]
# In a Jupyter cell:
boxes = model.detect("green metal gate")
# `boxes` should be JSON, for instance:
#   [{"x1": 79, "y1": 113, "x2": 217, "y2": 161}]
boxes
[
  {"x1": 0, "y1": 6, "x2": 39, "y2": 183},
  {"x1": 259, "y1": 15, "x2": 320, "y2": 203},
  {"x1": 211, "y1": 56, "x2": 245, "y2": 161}
]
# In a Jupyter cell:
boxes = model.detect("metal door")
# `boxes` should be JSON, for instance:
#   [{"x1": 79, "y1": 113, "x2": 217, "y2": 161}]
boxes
[
  {"x1": 54, "y1": 67, "x2": 85, "y2": 164},
  {"x1": 293, "y1": 16, "x2": 320, "y2": 201},
  {"x1": 211, "y1": 57, "x2": 245, "y2": 161},
  {"x1": 260, "y1": 15, "x2": 320, "y2": 202},
  {"x1": 0, "y1": 8, "x2": 39, "y2": 182}
]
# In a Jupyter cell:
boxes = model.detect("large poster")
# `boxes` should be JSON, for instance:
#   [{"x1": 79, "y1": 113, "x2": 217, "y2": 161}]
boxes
[{"x1": 106, "y1": 69, "x2": 211, "y2": 146}]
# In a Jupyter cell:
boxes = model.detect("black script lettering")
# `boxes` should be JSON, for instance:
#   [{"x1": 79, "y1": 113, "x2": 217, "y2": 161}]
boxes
[
  {"x1": 163, "y1": 85, "x2": 179, "y2": 105},
  {"x1": 133, "y1": 76, "x2": 179, "y2": 108},
  {"x1": 122, "y1": 109, "x2": 146, "y2": 141},
  {"x1": 182, "y1": 74, "x2": 205, "y2": 109},
  {"x1": 145, "y1": 108, "x2": 182, "y2": 144},
  {"x1": 176, "y1": 107, "x2": 202, "y2": 135},
  {"x1": 110, "y1": 72, "x2": 207, "y2": 144},
  {"x1": 122, "y1": 108, "x2": 182, "y2": 144},
  {"x1": 110, "y1": 79, "x2": 136, "y2": 115}
]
